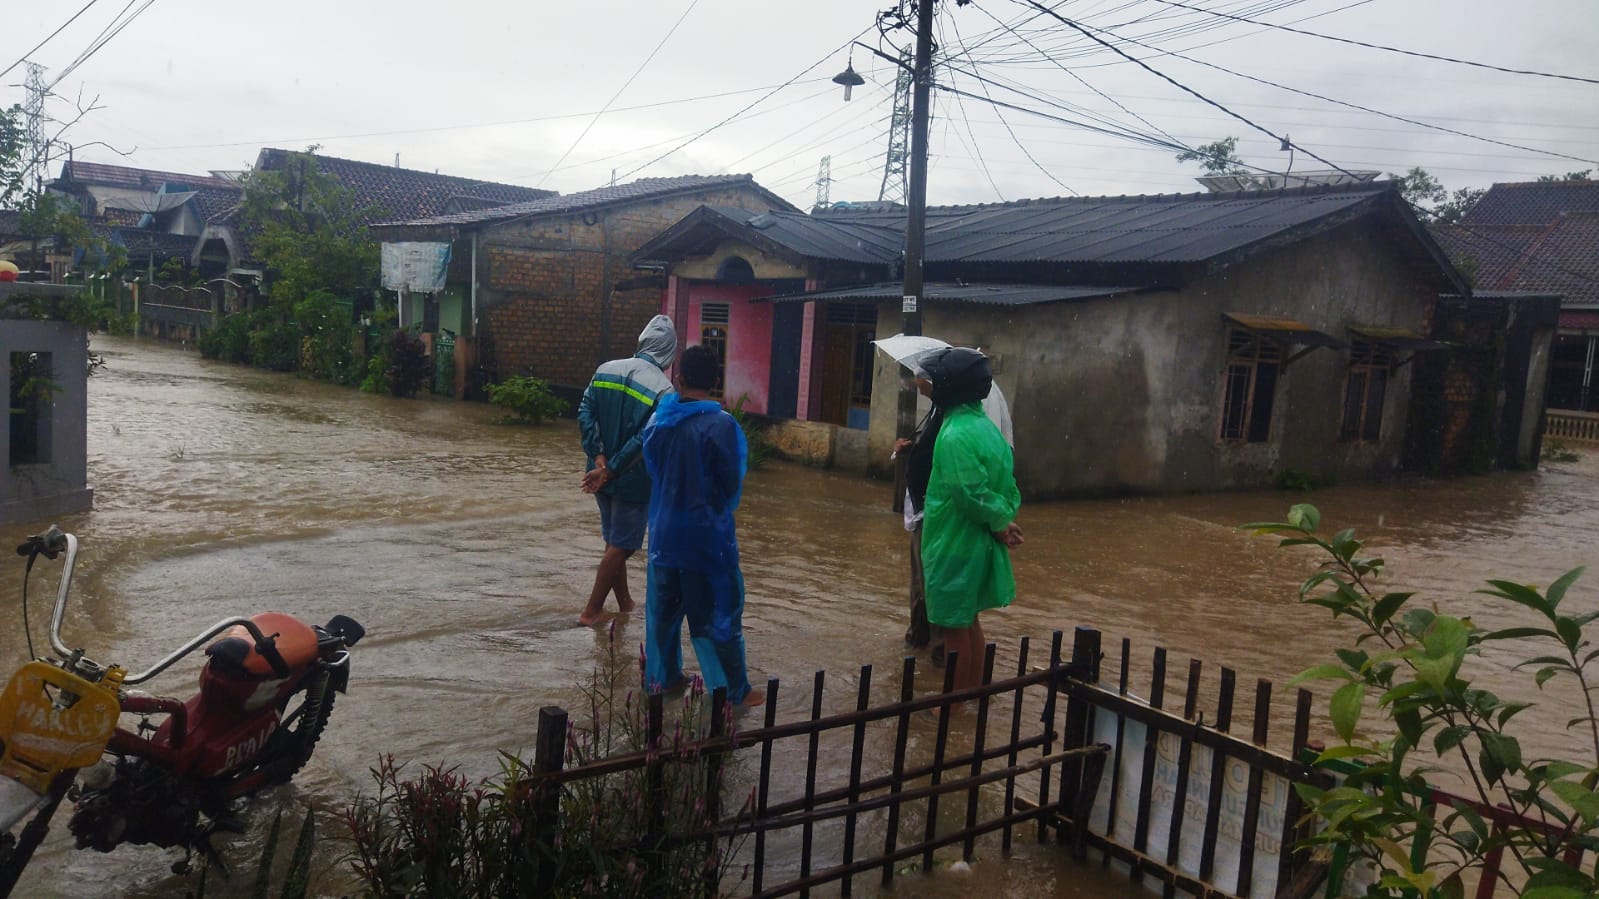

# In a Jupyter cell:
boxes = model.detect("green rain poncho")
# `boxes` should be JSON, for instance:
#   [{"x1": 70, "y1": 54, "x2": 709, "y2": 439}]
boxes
[{"x1": 921, "y1": 402, "x2": 1021, "y2": 628}]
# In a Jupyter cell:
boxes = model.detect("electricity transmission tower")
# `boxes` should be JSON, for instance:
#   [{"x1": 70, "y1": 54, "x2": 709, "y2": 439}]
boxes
[
  {"x1": 22, "y1": 62, "x2": 49, "y2": 192},
  {"x1": 878, "y1": 48, "x2": 916, "y2": 205},
  {"x1": 814, "y1": 156, "x2": 832, "y2": 209}
]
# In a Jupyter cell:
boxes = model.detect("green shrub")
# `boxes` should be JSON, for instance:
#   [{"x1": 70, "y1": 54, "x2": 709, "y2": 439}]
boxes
[
  {"x1": 343, "y1": 626, "x2": 749, "y2": 898},
  {"x1": 486, "y1": 375, "x2": 568, "y2": 424},
  {"x1": 730, "y1": 395, "x2": 773, "y2": 470},
  {"x1": 199, "y1": 313, "x2": 254, "y2": 363},
  {"x1": 386, "y1": 330, "x2": 430, "y2": 398},
  {"x1": 1251, "y1": 504, "x2": 1599, "y2": 899}
]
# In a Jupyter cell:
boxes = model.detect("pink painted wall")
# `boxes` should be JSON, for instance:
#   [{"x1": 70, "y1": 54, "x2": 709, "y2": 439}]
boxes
[{"x1": 659, "y1": 282, "x2": 777, "y2": 413}]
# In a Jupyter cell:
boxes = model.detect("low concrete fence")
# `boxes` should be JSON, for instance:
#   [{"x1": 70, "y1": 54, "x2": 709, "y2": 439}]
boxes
[{"x1": 1546, "y1": 409, "x2": 1599, "y2": 443}]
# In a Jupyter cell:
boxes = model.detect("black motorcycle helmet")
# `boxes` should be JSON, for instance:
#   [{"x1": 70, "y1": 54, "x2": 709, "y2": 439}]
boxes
[{"x1": 920, "y1": 347, "x2": 992, "y2": 409}]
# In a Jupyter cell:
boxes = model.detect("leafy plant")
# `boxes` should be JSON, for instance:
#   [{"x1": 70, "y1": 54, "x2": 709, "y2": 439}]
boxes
[
  {"x1": 486, "y1": 374, "x2": 568, "y2": 424},
  {"x1": 185, "y1": 806, "x2": 317, "y2": 899},
  {"x1": 1543, "y1": 439, "x2": 1581, "y2": 464},
  {"x1": 1248, "y1": 504, "x2": 1599, "y2": 899},
  {"x1": 343, "y1": 624, "x2": 750, "y2": 898},
  {"x1": 386, "y1": 330, "x2": 430, "y2": 398},
  {"x1": 1275, "y1": 467, "x2": 1336, "y2": 493},
  {"x1": 730, "y1": 394, "x2": 773, "y2": 470}
]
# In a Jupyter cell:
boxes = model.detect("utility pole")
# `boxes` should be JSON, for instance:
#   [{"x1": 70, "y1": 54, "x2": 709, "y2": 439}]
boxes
[{"x1": 896, "y1": 0, "x2": 936, "y2": 447}]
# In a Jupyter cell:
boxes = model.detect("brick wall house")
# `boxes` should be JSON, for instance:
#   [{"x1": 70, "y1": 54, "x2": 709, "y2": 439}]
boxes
[{"x1": 372, "y1": 174, "x2": 795, "y2": 393}]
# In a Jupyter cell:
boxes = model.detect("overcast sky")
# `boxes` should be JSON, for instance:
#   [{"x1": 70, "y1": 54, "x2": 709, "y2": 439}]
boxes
[{"x1": 5, "y1": 0, "x2": 1596, "y2": 210}]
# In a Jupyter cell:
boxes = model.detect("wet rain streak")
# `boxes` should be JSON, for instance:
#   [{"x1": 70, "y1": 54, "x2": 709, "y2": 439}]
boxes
[{"x1": 4, "y1": 335, "x2": 1597, "y2": 897}]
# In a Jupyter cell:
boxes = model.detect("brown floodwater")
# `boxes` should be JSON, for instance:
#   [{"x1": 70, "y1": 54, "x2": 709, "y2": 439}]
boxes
[{"x1": 3, "y1": 335, "x2": 1596, "y2": 897}]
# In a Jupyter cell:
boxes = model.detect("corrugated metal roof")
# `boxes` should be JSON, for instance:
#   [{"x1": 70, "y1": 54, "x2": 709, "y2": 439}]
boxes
[
  {"x1": 701, "y1": 206, "x2": 900, "y2": 264},
  {"x1": 676, "y1": 183, "x2": 1395, "y2": 267},
  {"x1": 759, "y1": 281, "x2": 1147, "y2": 306}
]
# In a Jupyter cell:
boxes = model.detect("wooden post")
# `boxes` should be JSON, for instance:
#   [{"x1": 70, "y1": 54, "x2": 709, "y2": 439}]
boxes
[
  {"x1": 1198, "y1": 667, "x2": 1237, "y2": 883},
  {"x1": 1131, "y1": 646, "x2": 1167, "y2": 885},
  {"x1": 1058, "y1": 626, "x2": 1102, "y2": 846},
  {"x1": 704, "y1": 685, "x2": 727, "y2": 896},
  {"x1": 1037, "y1": 630, "x2": 1064, "y2": 845},
  {"x1": 1002, "y1": 636, "x2": 1030, "y2": 858},
  {"x1": 1237, "y1": 678, "x2": 1273, "y2": 897},
  {"x1": 1161, "y1": 659, "x2": 1203, "y2": 898},
  {"x1": 646, "y1": 692, "x2": 666, "y2": 853},
  {"x1": 882, "y1": 656, "x2": 917, "y2": 886},
  {"x1": 841, "y1": 665, "x2": 873, "y2": 896},
  {"x1": 923, "y1": 656, "x2": 959, "y2": 871},
  {"x1": 752, "y1": 676, "x2": 780, "y2": 895},
  {"x1": 964, "y1": 644, "x2": 998, "y2": 861},
  {"x1": 800, "y1": 670, "x2": 825, "y2": 898},
  {"x1": 532, "y1": 706, "x2": 568, "y2": 894}
]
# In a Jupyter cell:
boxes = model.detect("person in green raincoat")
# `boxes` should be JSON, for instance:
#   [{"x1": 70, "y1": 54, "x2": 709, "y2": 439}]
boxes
[{"x1": 919, "y1": 348, "x2": 1023, "y2": 696}]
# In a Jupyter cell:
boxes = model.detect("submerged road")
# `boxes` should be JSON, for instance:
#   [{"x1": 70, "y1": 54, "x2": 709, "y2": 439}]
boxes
[{"x1": 3, "y1": 335, "x2": 1595, "y2": 897}]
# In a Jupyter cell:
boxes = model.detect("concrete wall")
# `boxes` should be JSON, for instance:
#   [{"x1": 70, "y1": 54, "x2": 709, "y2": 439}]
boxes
[
  {"x1": 2, "y1": 319, "x2": 93, "y2": 525},
  {"x1": 865, "y1": 219, "x2": 1437, "y2": 498},
  {"x1": 477, "y1": 187, "x2": 781, "y2": 389}
]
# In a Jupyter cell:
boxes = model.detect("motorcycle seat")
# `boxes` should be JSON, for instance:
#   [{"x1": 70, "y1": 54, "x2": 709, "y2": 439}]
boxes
[{"x1": 207, "y1": 612, "x2": 320, "y2": 678}]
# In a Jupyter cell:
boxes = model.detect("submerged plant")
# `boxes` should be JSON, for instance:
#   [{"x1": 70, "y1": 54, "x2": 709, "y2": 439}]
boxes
[{"x1": 343, "y1": 623, "x2": 751, "y2": 898}]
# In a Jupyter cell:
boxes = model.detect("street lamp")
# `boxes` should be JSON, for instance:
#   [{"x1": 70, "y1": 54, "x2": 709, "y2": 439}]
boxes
[{"x1": 831, "y1": 62, "x2": 865, "y2": 102}]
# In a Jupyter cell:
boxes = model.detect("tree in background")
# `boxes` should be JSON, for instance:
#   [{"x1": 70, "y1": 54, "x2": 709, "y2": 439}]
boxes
[
  {"x1": 1175, "y1": 136, "x2": 1249, "y2": 175},
  {"x1": 1537, "y1": 170, "x2": 1593, "y2": 182},
  {"x1": 1389, "y1": 166, "x2": 1484, "y2": 224},
  {"x1": 214, "y1": 148, "x2": 381, "y2": 381}
]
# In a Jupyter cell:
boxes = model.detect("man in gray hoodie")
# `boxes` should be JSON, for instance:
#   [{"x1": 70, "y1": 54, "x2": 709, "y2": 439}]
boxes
[{"x1": 576, "y1": 314, "x2": 678, "y2": 626}]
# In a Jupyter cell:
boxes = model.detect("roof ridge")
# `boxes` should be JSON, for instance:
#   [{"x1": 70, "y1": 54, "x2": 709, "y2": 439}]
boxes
[{"x1": 261, "y1": 147, "x2": 553, "y2": 194}]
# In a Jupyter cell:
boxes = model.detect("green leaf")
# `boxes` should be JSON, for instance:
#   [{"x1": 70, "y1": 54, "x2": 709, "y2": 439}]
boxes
[
  {"x1": 1437, "y1": 872, "x2": 1465, "y2": 899},
  {"x1": 1482, "y1": 579, "x2": 1555, "y2": 620},
  {"x1": 1479, "y1": 744, "x2": 1506, "y2": 784},
  {"x1": 1481, "y1": 732, "x2": 1523, "y2": 775},
  {"x1": 1394, "y1": 704, "x2": 1424, "y2": 747},
  {"x1": 1548, "y1": 780, "x2": 1599, "y2": 825},
  {"x1": 1287, "y1": 663, "x2": 1357, "y2": 686},
  {"x1": 1402, "y1": 607, "x2": 1437, "y2": 636},
  {"x1": 1538, "y1": 666, "x2": 1563, "y2": 688},
  {"x1": 1556, "y1": 616, "x2": 1582, "y2": 651},
  {"x1": 1372, "y1": 592, "x2": 1415, "y2": 627},
  {"x1": 1414, "y1": 656, "x2": 1454, "y2": 694},
  {"x1": 1497, "y1": 701, "x2": 1535, "y2": 727},
  {"x1": 1546, "y1": 566, "x2": 1586, "y2": 611},
  {"x1": 1482, "y1": 626, "x2": 1560, "y2": 642},
  {"x1": 1434, "y1": 725, "x2": 1472, "y2": 755},
  {"x1": 1286, "y1": 503, "x2": 1320, "y2": 532},
  {"x1": 1314, "y1": 744, "x2": 1378, "y2": 763},
  {"x1": 1330, "y1": 681, "x2": 1365, "y2": 743}
]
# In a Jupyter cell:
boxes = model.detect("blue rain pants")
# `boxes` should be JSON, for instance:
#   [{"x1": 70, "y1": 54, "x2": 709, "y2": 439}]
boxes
[{"x1": 644, "y1": 564, "x2": 752, "y2": 705}]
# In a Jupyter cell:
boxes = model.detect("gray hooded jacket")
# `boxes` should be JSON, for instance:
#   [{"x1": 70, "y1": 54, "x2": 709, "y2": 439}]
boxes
[{"x1": 577, "y1": 314, "x2": 679, "y2": 503}]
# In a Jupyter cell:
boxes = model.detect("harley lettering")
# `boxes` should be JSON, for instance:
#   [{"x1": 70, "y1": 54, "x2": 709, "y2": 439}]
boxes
[
  {"x1": 223, "y1": 719, "x2": 279, "y2": 771},
  {"x1": 15, "y1": 697, "x2": 114, "y2": 742}
]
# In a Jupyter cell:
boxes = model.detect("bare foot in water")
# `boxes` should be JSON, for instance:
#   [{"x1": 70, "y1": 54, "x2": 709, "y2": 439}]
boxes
[
  {"x1": 577, "y1": 605, "x2": 605, "y2": 627},
  {"x1": 741, "y1": 689, "x2": 767, "y2": 708},
  {"x1": 616, "y1": 594, "x2": 636, "y2": 615}
]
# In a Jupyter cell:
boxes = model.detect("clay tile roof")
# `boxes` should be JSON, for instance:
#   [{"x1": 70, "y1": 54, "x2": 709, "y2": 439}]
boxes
[
  {"x1": 379, "y1": 173, "x2": 792, "y2": 229},
  {"x1": 256, "y1": 149, "x2": 554, "y2": 225},
  {"x1": 1432, "y1": 217, "x2": 1599, "y2": 306},
  {"x1": 1461, "y1": 179, "x2": 1599, "y2": 226},
  {"x1": 59, "y1": 160, "x2": 235, "y2": 190}
]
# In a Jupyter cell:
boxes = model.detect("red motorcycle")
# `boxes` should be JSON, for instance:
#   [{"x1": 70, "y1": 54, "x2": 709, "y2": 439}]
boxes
[{"x1": 0, "y1": 527, "x2": 365, "y2": 894}]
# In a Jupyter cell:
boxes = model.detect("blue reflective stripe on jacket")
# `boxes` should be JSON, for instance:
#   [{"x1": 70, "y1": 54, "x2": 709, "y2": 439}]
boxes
[{"x1": 578, "y1": 353, "x2": 674, "y2": 503}]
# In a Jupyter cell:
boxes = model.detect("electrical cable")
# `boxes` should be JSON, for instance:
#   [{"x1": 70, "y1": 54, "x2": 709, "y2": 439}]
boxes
[
  {"x1": 1072, "y1": 15, "x2": 1599, "y2": 167},
  {"x1": 534, "y1": 0, "x2": 701, "y2": 188},
  {"x1": 616, "y1": 25, "x2": 876, "y2": 181},
  {"x1": 0, "y1": 0, "x2": 104, "y2": 81},
  {"x1": 50, "y1": 0, "x2": 158, "y2": 90},
  {"x1": 1148, "y1": 0, "x2": 1599, "y2": 85},
  {"x1": 937, "y1": 15, "x2": 1005, "y2": 201},
  {"x1": 1012, "y1": 0, "x2": 1355, "y2": 176}
]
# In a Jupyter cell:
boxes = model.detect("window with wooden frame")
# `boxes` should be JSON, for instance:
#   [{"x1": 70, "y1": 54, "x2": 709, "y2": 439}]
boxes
[
  {"x1": 827, "y1": 302, "x2": 878, "y2": 406},
  {"x1": 1220, "y1": 329, "x2": 1282, "y2": 442},
  {"x1": 1340, "y1": 340, "x2": 1393, "y2": 442},
  {"x1": 699, "y1": 302, "x2": 729, "y2": 399}
]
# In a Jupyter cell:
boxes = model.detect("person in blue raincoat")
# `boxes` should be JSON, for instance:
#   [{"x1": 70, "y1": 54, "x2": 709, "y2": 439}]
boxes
[{"x1": 640, "y1": 345, "x2": 765, "y2": 708}]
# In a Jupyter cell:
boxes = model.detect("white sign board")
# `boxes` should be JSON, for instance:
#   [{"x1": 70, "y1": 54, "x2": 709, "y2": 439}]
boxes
[
  {"x1": 381, "y1": 241, "x2": 451, "y2": 293},
  {"x1": 1089, "y1": 713, "x2": 1289, "y2": 898}
]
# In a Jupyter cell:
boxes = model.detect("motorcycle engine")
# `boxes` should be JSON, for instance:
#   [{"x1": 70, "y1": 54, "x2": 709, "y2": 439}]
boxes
[{"x1": 69, "y1": 757, "x2": 198, "y2": 852}]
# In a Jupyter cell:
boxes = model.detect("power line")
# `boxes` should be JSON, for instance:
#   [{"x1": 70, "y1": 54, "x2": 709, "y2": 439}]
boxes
[
  {"x1": 0, "y1": 0, "x2": 103, "y2": 81},
  {"x1": 1071, "y1": 13, "x2": 1599, "y2": 167},
  {"x1": 616, "y1": 25, "x2": 874, "y2": 181},
  {"x1": 534, "y1": 0, "x2": 700, "y2": 188},
  {"x1": 1148, "y1": 0, "x2": 1599, "y2": 85},
  {"x1": 1013, "y1": 0, "x2": 1354, "y2": 177},
  {"x1": 49, "y1": 0, "x2": 158, "y2": 91},
  {"x1": 937, "y1": 16, "x2": 1004, "y2": 201}
]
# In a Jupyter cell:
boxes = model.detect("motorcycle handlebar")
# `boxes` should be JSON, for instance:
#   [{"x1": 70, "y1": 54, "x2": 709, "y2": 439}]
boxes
[{"x1": 23, "y1": 529, "x2": 296, "y2": 685}]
